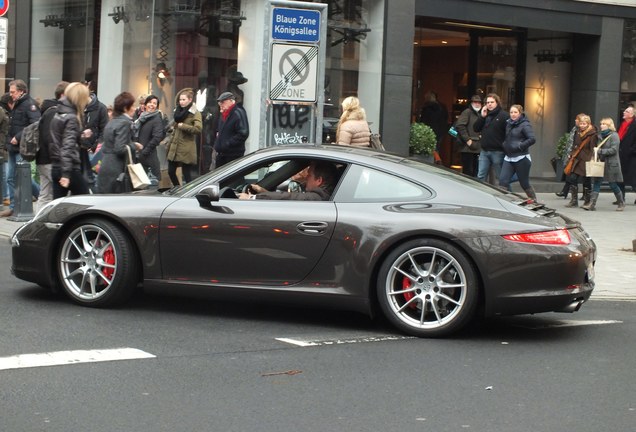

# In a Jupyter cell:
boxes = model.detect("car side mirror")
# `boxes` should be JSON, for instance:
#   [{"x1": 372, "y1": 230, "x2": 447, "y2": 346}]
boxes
[{"x1": 195, "y1": 185, "x2": 220, "y2": 208}]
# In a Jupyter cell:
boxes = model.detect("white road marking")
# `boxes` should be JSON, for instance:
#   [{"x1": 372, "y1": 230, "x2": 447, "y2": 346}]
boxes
[
  {"x1": 276, "y1": 334, "x2": 414, "y2": 347},
  {"x1": 0, "y1": 348, "x2": 156, "y2": 371},
  {"x1": 516, "y1": 319, "x2": 622, "y2": 330}
]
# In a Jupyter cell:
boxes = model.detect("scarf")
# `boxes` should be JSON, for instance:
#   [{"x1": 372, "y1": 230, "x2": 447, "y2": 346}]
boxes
[
  {"x1": 173, "y1": 103, "x2": 192, "y2": 123},
  {"x1": 618, "y1": 118, "x2": 632, "y2": 141},
  {"x1": 579, "y1": 124, "x2": 594, "y2": 138},
  {"x1": 221, "y1": 103, "x2": 235, "y2": 122},
  {"x1": 132, "y1": 110, "x2": 161, "y2": 140},
  {"x1": 600, "y1": 128, "x2": 611, "y2": 139}
]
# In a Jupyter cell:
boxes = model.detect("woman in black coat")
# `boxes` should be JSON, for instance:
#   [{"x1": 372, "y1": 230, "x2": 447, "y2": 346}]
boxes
[
  {"x1": 49, "y1": 82, "x2": 91, "y2": 198},
  {"x1": 97, "y1": 92, "x2": 142, "y2": 194},
  {"x1": 499, "y1": 104, "x2": 536, "y2": 201},
  {"x1": 132, "y1": 94, "x2": 165, "y2": 182}
]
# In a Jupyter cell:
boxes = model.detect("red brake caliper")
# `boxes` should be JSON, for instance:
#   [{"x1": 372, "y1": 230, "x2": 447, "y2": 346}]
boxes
[
  {"x1": 102, "y1": 245, "x2": 115, "y2": 280},
  {"x1": 402, "y1": 276, "x2": 417, "y2": 309}
]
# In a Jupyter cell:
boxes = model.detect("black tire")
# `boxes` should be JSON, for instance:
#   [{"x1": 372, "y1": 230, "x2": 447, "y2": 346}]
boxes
[
  {"x1": 57, "y1": 218, "x2": 140, "y2": 307},
  {"x1": 377, "y1": 238, "x2": 478, "y2": 338}
]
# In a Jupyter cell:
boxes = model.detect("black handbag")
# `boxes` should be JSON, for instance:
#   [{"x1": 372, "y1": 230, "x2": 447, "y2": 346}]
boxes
[{"x1": 115, "y1": 171, "x2": 133, "y2": 193}]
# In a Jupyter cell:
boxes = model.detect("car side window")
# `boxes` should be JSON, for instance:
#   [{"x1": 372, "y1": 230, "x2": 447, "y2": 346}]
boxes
[{"x1": 336, "y1": 165, "x2": 432, "y2": 202}]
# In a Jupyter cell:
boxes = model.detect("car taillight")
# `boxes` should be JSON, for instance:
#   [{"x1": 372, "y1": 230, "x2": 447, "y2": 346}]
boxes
[{"x1": 502, "y1": 229, "x2": 571, "y2": 245}]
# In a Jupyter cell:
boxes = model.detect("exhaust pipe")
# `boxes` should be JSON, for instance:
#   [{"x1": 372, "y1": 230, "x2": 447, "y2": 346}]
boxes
[{"x1": 559, "y1": 299, "x2": 585, "y2": 313}]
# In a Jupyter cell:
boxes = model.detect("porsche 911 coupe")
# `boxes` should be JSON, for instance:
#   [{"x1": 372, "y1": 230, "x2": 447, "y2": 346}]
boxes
[{"x1": 11, "y1": 145, "x2": 596, "y2": 337}]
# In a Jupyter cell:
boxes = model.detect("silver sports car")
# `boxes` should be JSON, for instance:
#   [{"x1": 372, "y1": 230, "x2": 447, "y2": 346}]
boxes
[{"x1": 11, "y1": 145, "x2": 596, "y2": 337}]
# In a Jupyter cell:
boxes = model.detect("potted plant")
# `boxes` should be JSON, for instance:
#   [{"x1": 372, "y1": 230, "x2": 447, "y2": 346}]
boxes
[
  {"x1": 552, "y1": 132, "x2": 569, "y2": 180},
  {"x1": 409, "y1": 122, "x2": 437, "y2": 162}
]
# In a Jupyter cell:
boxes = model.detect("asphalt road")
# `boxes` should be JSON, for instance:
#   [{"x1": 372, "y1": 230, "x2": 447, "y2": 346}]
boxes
[{"x1": 1, "y1": 242, "x2": 635, "y2": 432}]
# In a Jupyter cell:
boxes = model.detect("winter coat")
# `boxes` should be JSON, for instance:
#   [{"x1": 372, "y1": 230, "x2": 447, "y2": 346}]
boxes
[
  {"x1": 97, "y1": 115, "x2": 136, "y2": 194},
  {"x1": 473, "y1": 106, "x2": 508, "y2": 152},
  {"x1": 418, "y1": 101, "x2": 448, "y2": 142},
  {"x1": 618, "y1": 120, "x2": 636, "y2": 188},
  {"x1": 568, "y1": 126, "x2": 598, "y2": 178},
  {"x1": 49, "y1": 99, "x2": 83, "y2": 177},
  {"x1": 336, "y1": 119, "x2": 371, "y2": 147},
  {"x1": 214, "y1": 103, "x2": 248, "y2": 159},
  {"x1": 455, "y1": 106, "x2": 481, "y2": 153},
  {"x1": 502, "y1": 114, "x2": 536, "y2": 158},
  {"x1": 167, "y1": 90, "x2": 202, "y2": 165},
  {"x1": 7, "y1": 94, "x2": 40, "y2": 153},
  {"x1": 134, "y1": 111, "x2": 165, "y2": 159},
  {"x1": 36, "y1": 104, "x2": 58, "y2": 165},
  {"x1": 0, "y1": 107, "x2": 8, "y2": 160},
  {"x1": 81, "y1": 94, "x2": 109, "y2": 151},
  {"x1": 597, "y1": 131, "x2": 623, "y2": 183}
]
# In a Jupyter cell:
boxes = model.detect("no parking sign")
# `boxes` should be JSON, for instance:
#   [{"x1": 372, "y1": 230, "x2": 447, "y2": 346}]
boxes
[{"x1": 0, "y1": 0, "x2": 9, "y2": 17}]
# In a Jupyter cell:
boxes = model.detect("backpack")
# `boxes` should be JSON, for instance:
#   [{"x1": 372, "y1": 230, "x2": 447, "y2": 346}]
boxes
[{"x1": 19, "y1": 121, "x2": 40, "y2": 162}]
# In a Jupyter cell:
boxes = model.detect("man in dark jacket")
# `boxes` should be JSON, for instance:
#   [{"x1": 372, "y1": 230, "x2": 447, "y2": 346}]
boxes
[
  {"x1": 80, "y1": 90, "x2": 109, "y2": 187},
  {"x1": 214, "y1": 91, "x2": 249, "y2": 168},
  {"x1": 473, "y1": 93, "x2": 509, "y2": 185},
  {"x1": 1, "y1": 79, "x2": 41, "y2": 217},
  {"x1": 36, "y1": 81, "x2": 69, "y2": 208},
  {"x1": 238, "y1": 161, "x2": 338, "y2": 201}
]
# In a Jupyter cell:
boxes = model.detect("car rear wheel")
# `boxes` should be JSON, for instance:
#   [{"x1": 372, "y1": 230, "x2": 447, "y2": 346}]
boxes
[
  {"x1": 377, "y1": 238, "x2": 478, "y2": 337},
  {"x1": 57, "y1": 219, "x2": 139, "y2": 307}
]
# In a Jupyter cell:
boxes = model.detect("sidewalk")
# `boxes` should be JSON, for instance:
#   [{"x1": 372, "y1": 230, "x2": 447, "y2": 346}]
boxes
[{"x1": 1, "y1": 192, "x2": 634, "y2": 300}]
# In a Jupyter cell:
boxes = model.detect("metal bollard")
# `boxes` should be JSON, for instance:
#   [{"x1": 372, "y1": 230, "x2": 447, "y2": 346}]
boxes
[
  {"x1": 8, "y1": 161, "x2": 34, "y2": 222},
  {"x1": 0, "y1": 156, "x2": 4, "y2": 210}
]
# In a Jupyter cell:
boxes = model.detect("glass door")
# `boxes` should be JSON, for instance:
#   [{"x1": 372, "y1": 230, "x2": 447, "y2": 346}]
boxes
[{"x1": 476, "y1": 34, "x2": 525, "y2": 109}]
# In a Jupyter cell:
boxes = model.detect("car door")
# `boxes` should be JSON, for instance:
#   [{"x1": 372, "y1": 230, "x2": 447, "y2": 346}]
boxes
[{"x1": 159, "y1": 196, "x2": 337, "y2": 286}]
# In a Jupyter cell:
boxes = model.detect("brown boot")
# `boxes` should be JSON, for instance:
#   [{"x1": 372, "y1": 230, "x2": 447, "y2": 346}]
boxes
[
  {"x1": 581, "y1": 186, "x2": 591, "y2": 207},
  {"x1": 565, "y1": 186, "x2": 578, "y2": 208},
  {"x1": 582, "y1": 192, "x2": 598, "y2": 211},
  {"x1": 0, "y1": 209, "x2": 13, "y2": 217},
  {"x1": 615, "y1": 191, "x2": 625, "y2": 212}
]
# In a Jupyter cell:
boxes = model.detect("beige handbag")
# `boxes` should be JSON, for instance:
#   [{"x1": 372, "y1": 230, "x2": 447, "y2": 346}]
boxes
[
  {"x1": 126, "y1": 146, "x2": 151, "y2": 190},
  {"x1": 585, "y1": 136, "x2": 609, "y2": 178}
]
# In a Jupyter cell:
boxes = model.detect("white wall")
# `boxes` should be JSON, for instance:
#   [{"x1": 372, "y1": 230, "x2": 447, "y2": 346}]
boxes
[{"x1": 525, "y1": 37, "x2": 572, "y2": 178}]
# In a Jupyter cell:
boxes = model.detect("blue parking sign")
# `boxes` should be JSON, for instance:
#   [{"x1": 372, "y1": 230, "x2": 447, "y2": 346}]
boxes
[{"x1": 272, "y1": 8, "x2": 320, "y2": 43}]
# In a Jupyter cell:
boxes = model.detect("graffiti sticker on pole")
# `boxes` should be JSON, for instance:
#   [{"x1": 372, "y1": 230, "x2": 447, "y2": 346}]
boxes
[{"x1": 269, "y1": 43, "x2": 318, "y2": 103}]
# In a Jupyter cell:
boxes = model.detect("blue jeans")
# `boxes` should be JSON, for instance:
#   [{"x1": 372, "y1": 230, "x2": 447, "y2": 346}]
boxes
[
  {"x1": 477, "y1": 150, "x2": 504, "y2": 184},
  {"x1": 7, "y1": 151, "x2": 40, "y2": 210},
  {"x1": 500, "y1": 157, "x2": 532, "y2": 190},
  {"x1": 592, "y1": 178, "x2": 621, "y2": 195}
]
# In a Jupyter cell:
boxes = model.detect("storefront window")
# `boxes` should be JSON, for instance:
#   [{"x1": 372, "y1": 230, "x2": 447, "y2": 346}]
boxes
[
  {"x1": 30, "y1": 0, "x2": 384, "y2": 155},
  {"x1": 31, "y1": 0, "x2": 99, "y2": 101},
  {"x1": 323, "y1": 0, "x2": 384, "y2": 141},
  {"x1": 620, "y1": 20, "x2": 636, "y2": 111}
]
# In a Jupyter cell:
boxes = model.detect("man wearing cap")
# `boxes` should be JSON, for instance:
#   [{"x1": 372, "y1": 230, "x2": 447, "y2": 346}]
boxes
[
  {"x1": 454, "y1": 94, "x2": 483, "y2": 178},
  {"x1": 214, "y1": 91, "x2": 249, "y2": 168}
]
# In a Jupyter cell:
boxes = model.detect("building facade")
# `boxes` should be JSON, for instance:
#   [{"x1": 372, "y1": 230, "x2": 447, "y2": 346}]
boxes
[{"x1": 2, "y1": 0, "x2": 636, "y2": 177}]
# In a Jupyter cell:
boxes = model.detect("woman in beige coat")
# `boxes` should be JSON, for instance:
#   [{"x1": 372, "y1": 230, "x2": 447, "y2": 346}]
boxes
[
  {"x1": 166, "y1": 88, "x2": 202, "y2": 186},
  {"x1": 336, "y1": 96, "x2": 371, "y2": 146}
]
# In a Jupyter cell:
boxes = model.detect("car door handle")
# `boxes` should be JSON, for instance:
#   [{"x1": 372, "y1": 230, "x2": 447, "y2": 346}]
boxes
[{"x1": 297, "y1": 221, "x2": 329, "y2": 236}]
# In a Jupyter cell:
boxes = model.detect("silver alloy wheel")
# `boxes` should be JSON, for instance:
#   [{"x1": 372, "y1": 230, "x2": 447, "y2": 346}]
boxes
[
  {"x1": 385, "y1": 246, "x2": 467, "y2": 330},
  {"x1": 59, "y1": 224, "x2": 118, "y2": 301}
]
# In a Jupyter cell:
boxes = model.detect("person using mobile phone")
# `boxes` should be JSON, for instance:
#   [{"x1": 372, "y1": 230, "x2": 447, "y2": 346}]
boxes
[{"x1": 473, "y1": 93, "x2": 509, "y2": 186}]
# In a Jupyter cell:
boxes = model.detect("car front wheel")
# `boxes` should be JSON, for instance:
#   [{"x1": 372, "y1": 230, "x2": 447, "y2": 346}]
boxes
[
  {"x1": 57, "y1": 219, "x2": 139, "y2": 307},
  {"x1": 377, "y1": 238, "x2": 478, "y2": 337}
]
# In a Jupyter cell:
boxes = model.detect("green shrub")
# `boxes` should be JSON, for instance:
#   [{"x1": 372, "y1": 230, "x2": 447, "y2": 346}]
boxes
[
  {"x1": 409, "y1": 122, "x2": 437, "y2": 155},
  {"x1": 556, "y1": 133, "x2": 569, "y2": 158}
]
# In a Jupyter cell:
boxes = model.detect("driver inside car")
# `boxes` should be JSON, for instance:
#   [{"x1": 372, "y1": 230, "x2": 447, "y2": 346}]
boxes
[{"x1": 238, "y1": 161, "x2": 338, "y2": 201}]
